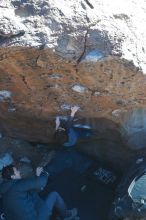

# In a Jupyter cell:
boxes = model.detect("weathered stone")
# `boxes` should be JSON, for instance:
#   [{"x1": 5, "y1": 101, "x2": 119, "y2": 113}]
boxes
[{"x1": 72, "y1": 84, "x2": 87, "y2": 93}]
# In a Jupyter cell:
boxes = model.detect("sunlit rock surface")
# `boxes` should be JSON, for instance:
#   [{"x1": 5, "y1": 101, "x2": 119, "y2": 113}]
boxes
[
  {"x1": 0, "y1": 0, "x2": 146, "y2": 71},
  {"x1": 0, "y1": 0, "x2": 146, "y2": 160}
]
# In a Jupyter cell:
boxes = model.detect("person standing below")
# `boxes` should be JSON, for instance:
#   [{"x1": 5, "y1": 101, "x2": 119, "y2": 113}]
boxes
[
  {"x1": 0, "y1": 164, "x2": 78, "y2": 220},
  {"x1": 55, "y1": 106, "x2": 93, "y2": 147}
]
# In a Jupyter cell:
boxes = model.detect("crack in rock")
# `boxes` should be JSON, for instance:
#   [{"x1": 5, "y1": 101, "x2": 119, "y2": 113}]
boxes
[
  {"x1": 20, "y1": 75, "x2": 31, "y2": 90},
  {"x1": 77, "y1": 29, "x2": 89, "y2": 64},
  {"x1": 0, "y1": 30, "x2": 25, "y2": 39},
  {"x1": 0, "y1": 31, "x2": 25, "y2": 47},
  {"x1": 84, "y1": 0, "x2": 94, "y2": 9}
]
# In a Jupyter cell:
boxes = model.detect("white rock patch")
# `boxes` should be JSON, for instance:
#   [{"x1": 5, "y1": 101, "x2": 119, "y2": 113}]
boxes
[
  {"x1": 72, "y1": 84, "x2": 87, "y2": 93},
  {"x1": 0, "y1": 90, "x2": 12, "y2": 101},
  {"x1": 83, "y1": 50, "x2": 104, "y2": 62},
  {"x1": 48, "y1": 73, "x2": 63, "y2": 79},
  {"x1": 61, "y1": 104, "x2": 71, "y2": 110}
]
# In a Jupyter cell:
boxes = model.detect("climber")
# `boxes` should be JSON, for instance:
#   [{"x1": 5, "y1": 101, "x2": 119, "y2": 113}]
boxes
[
  {"x1": 54, "y1": 106, "x2": 93, "y2": 147},
  {"x1": 0, "y1": 164, "x2": 78, "y2": 220}
]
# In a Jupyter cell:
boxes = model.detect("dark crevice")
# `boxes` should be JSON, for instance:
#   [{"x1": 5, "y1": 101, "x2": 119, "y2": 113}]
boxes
[
  {"x1": 0, "y1": 31, "x2": 25, "y2": 46},
  {"x1": 0, "y1": 30, "x2": 25, "y2": 39},
  {"x1": 0, "y1": 6, "x2": 10, "y2": 8},
  {"x1": 76, "y1": 29, "x2": 89, "y2": 64},
  {"x1": 21, "y1": 75, "x2": 27, "y2": 86},
  {"x1": 39, "y1": 44, "x2": 46, "y2": 50},
  {"x1": 84, "y1": 0, "x2": 94, "y2": 9},
  {"x1": 20, "y1": 74, "x2": 31, "y2": 90},
  {"x1": 81, "y1": 2, "x2": 86, "y2": 10},
  {"x1": 36, "y1": 55, "x2": 41, "y2": 64}
]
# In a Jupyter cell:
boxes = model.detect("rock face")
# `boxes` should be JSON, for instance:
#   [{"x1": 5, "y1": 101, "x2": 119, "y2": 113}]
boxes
[
  {"x1": 0, "y1": 0, "x2": 146, "y2": 161},
  {"x1": 121, "y1": 108, "x2": 146, "y2": 150},
  {"x1": 1, "y1": 0, "x2": 146, "y2": 72}
]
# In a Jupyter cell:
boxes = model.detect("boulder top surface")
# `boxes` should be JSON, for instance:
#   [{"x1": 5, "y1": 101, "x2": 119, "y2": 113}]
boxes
[{"x1": 0, "y1": 0, "x2": 146, "y2": 73}]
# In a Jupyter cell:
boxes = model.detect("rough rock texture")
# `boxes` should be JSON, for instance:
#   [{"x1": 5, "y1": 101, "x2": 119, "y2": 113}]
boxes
[
  {"x1": 0, "y1": 47, "x2": 146, "y2": 144},
  {"x1": 0, "y1": 0, "x2": 146, "y2": 71},
  {"x1": 0, "y1": 0, "x2": 146, "y2": 165}
]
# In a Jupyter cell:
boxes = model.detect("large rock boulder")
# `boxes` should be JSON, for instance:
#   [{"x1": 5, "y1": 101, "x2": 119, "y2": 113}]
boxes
[{"x1": 0, "y1": 0, "x2": 146, "y2": 159}]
